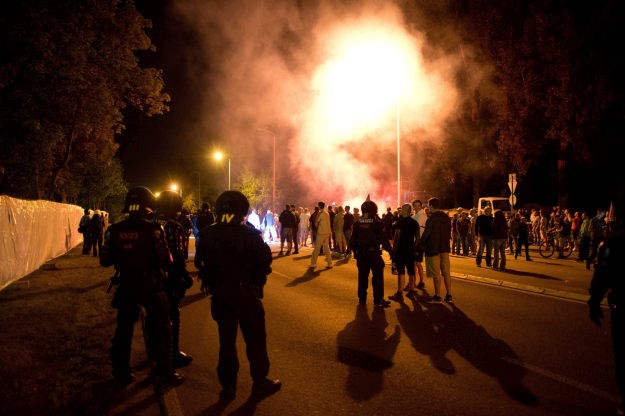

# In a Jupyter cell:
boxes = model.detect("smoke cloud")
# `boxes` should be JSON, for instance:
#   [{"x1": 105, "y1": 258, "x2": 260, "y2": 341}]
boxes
[{"x1": 173, "y1": 0, "x2": 460, "y2": 208}]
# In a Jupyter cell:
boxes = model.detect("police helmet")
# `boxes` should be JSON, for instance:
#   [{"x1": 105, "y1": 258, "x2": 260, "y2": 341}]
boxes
[
  {"x1": 122, "y1": 186, "x2": 156, "y2": 214},
  {"x1": 156, "y1": 190, "x2": 182, "y2": 219},
  {"x1": 361, "y1": 198, "x2": 378, "y2": 216},
  {"x1": 215, "y1": 191, "x2": 249, "y2": 224}
]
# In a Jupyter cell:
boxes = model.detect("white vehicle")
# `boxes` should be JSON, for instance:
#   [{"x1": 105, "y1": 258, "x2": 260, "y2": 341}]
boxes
[{"x1": 477, "y1": 197, "x2": 512, "y2": 215}]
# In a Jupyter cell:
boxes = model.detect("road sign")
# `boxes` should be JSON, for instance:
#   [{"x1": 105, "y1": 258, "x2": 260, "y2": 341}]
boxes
[
  {"x1": 508, "y1": 173, "x2": 517, "y2": 194},
  {"x1": 509, "y1": 194, "x2": 517, "y2": 206}
]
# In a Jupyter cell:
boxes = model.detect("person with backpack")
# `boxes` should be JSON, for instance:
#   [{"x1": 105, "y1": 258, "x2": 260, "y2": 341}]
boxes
[
  {"x1": 90, "y1": 210, "x2": 104, "y2": 257},
  {"x1": 79, "y1": 208, "x2": 92, "y2": 255}
]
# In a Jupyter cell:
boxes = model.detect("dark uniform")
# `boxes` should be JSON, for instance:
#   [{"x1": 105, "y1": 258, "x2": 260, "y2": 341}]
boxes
[
  {"x1": 588, "y1": 229, "x2": 625, "y2": 414},
  {"x1": 177, "y1": 209, "x2": 193, "y2": 260},
  {"x1": 350, "y1": 198, "x2": 392, "y2": 308},
  {"x1": 100, "y1": 186, "x2": 182, "y2": 386},
  {"x1": 157, "y1": 190, "x2": 194, "y2": 368},
  {"x1": 195, "y1": 190, "x2": 281, "y2": 400},
  {"x1": 196, "y1": 203, "x2": 215, "y2": 233}
]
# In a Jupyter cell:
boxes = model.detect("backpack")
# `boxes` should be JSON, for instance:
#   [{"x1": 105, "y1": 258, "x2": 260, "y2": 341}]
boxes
[{"x1": 78, "y1": 216, "x2": 90, "y2": 233}]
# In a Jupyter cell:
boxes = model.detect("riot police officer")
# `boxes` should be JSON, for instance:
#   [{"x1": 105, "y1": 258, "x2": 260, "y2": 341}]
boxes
[
  {"x1": 194, "y1": 190, "x2": 281, "y2": 400},
  {"x1": 350, "y1": 196, "x2": 393, "y2": 308},
  {"x1": 100, "y1": 186, "x2": 183, "y2": 386},
  {"x1": 156, "y1": 190, "x2": 194, "y2": 368},
  {"x1": 588, "y1": 196, "x2": 624, "y2": 415}
]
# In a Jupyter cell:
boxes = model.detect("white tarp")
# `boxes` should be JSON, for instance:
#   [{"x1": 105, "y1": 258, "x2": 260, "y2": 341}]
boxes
[{"x1": 0, "y1": 195, "x2": 84, "y2": 290}]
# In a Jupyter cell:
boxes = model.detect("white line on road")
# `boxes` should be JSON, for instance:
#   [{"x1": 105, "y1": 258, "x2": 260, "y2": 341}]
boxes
[{"x1": 502, "y1": 357, "x2": 621, "y2": 403}]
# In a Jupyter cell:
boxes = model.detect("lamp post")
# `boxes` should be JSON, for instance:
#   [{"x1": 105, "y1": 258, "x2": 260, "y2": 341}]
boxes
[
  {"x1": 194, "y1": 171, "x2": 201, "y2": 211},
  {"x1": 256, "y1": 127, "x2": 276, "y2": 212},
  {"x1": 396, "y1": 102, "x2": 401, "y2": 208},
  {"x1": 213, "y1": 151, "x2": 231, "y2": 190}
]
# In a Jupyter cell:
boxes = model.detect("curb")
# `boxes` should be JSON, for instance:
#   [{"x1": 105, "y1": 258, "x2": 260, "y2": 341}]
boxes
[{"x1": 451, "y1": 271, "x2": 608, "y2": 306}]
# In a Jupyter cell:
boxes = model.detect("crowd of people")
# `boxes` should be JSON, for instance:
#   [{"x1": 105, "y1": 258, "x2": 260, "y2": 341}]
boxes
[
  {"x1": 78, "y1": 208, "x2": 108, "y2": 257},
  {"x1": 90, "y1": 189, "x2": 622, "y2": 413}
]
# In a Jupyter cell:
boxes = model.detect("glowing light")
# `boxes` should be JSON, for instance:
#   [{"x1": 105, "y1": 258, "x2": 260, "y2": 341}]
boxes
[
  {"x1": 213, "y1": 151, "x2": 224, "y2": 161},
  {"x1": 313, "y1": 30, "x2": 412, "y2": 135},
  {"x1": 170, "y1": 184, "x2": 178, "y2": 192},
  {"x1": 294, "y1": 13, "x2": 457, "y2": 204}
]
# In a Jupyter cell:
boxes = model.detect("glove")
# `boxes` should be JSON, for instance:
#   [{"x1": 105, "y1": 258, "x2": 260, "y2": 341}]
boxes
[{"x1": 589, "y1": 303, "x2": 603, "y2": 327}]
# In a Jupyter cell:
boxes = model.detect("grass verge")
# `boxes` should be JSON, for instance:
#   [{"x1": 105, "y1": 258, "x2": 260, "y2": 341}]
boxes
[{"x1": 0, "y1": 247, "x2": 118, "y2": 415}]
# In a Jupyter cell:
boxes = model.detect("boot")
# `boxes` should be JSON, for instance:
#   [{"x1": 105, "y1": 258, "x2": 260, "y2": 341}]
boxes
[{"x1": 172, "y1": 317, "x2": 193, "y2": 368}]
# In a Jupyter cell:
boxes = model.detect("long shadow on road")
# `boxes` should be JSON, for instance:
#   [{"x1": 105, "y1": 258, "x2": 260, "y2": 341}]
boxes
[
  {"x1": 397, "y1": 296, "x2": 539, "y2": 407},
  {"x1": 285, "y1": 268, "x2": 322, "y2": 287},
  {"x1": 336, "y1": 305, "x2": 400, "y2": 401}
]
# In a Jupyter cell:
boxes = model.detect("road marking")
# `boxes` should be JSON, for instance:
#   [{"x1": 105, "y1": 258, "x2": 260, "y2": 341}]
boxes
[
  {"x1": 159, "y1": 386, "x2": 184, "y2": 416},
  {"x1": 502, "y1": 357, "x2": 621, "y2": 403}
]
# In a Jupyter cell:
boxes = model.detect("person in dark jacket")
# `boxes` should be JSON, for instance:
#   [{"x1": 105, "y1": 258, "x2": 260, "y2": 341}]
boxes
[
  {"x1": 156, "y1": 190, "x2": 194, "y2": 368},
  {"x1": 90, "y1": 210, "x2": 104, "y2": 257},
  {"x1": 291, "y1": 204, "x2": 300, "y2": 254},
  {"x1": 343, "y1": 206, "x2": 355, "y2": 258},
  {"x1": 588, "y1": 197, "x2": 624, "y2": 416},
  {"x1": 388, "y1": 203, "x2": 420, "y2": 302},
  {"x1": 100, "y1": 186, "x2": 183, "y2": 386},
  {"x1": 278, "y1": 205, "x2": 296, "y2": 255},
  {"x1": 475, "y1": 206, "x2": 494, "y2": 267},
  {"x1": 515, "y1": 213, "x2": 532, "y2": 261},
  {"x1": 350, "y1": 196, "x2": 393, "y2": 308},
  {"x1": 492, "y1": 210, "x2": 509, "y2": 269},
  {"x1": 195, "y1": 191, "x2": 281, "y2": 400},
  {"x1": 420, "y1": 198, "x2": 452, "y2": 303},
  {"x1": 79, "y1": 209, "x2": 92, "y2": 255},
  {"x1": 196, "y1": 203, "x2": 215, "y2": 234},
  {"x1": 457, "y1": 211, "x2": 470, "y2": 256}
]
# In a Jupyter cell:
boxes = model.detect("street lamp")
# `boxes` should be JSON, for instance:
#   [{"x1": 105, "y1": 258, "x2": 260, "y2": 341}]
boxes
[
  {"x1": 170, "y1": 183, "x2": 181, "y2": 197},
  {"x1": 256, "y1": 127, "x2": 276, "y2": 212},
  {"x1": 396, "y1": 102, "x2": 400, "y2": 208},
  {"x1": 213, "y1": 151, "x2": 231, "y2": 190},
  {"x1": 193, "y1": 171, "x2": 201, "y2": 211}
]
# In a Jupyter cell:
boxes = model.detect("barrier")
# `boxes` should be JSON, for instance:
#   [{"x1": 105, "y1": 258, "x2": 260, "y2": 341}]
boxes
[{"x1": 0, "y1": 195, "x2": 84, "y2": 290}]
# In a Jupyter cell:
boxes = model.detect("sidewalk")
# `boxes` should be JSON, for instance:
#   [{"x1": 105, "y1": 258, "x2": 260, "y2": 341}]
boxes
[{"x1": 0, "y1": 245, "x2": 164, "y2": 416}]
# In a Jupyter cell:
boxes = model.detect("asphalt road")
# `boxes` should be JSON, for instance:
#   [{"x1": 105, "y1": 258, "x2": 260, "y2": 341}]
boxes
[{"x1": 166, "y1": 242, "x2": 620, "y2": 416}]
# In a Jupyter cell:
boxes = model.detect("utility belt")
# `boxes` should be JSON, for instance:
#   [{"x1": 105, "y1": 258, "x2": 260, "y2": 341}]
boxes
[
  {"x1": 116, "y1": 269, "x2": 165, "y2": 288},
  {"x1": 214, "y1": 279, "x2": 264, "y2": 298}
]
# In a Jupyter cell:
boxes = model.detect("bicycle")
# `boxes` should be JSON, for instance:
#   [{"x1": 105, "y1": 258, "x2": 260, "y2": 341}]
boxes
[{"x1": 538, "y1": 230, "x2": 574, "y2": 258}]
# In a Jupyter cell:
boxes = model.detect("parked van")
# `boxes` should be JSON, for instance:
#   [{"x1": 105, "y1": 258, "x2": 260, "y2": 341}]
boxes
[{"x1": 477, "y1": 197, "x2": 512, "y2": 215}]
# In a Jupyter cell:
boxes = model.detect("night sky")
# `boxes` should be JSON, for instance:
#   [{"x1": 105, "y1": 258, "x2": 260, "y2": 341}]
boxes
[{"x1": 118, "y1": 0, "x2": 624, "y2": 211}]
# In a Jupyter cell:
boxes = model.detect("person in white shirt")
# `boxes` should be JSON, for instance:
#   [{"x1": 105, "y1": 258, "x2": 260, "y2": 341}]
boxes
[
  {"x1": 309, "y1": 201, "x2": 333, "y2": 269},
  {"x1": 411, "y1": 199, "x2": 427, "y2": 290}
]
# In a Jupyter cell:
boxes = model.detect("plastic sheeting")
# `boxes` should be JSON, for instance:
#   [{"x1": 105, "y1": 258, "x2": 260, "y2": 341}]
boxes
[{"x1": 0, "y1": 195, "x2": 84, "y2": 291}]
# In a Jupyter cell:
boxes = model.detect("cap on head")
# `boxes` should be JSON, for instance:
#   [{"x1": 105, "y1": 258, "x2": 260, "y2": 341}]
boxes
[
  {"x1": 215, "y1": 190, "x2": 249, "y2": 224},
  {"x1": 123, "y1": 186, "x2": 156, "y2": 215},
  {"x1": 361, "y1": 195, "x2": 378, "y2": 216},
  {"x1": 156, "y1": 190, "x2": 183, "y2": 219}
]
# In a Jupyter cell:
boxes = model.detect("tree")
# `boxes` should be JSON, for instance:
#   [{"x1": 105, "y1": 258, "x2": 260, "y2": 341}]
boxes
[
  {"x1": 238, "y1": 168, "x2": 273, "y2": 210},
  {"x1": 0, "y1": 0, "x2": 169, "y2": 202}
]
